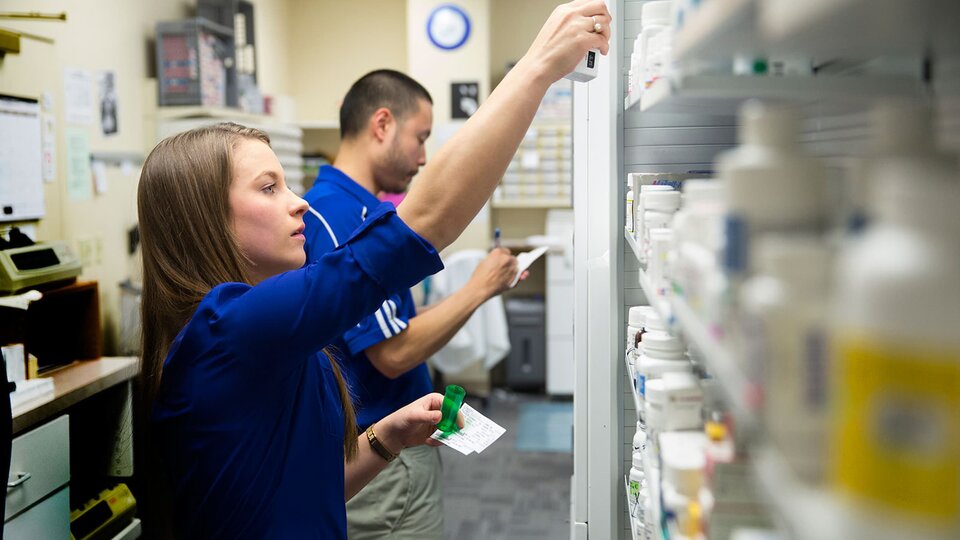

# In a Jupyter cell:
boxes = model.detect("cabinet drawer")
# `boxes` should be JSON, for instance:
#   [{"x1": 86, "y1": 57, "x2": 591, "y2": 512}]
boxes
[
  {"x1": 4, "y1": 486, "x2": 70, "y2": 540},
  {"x1": 5, "y1": 415, "x2": 70, "y2": 521}
]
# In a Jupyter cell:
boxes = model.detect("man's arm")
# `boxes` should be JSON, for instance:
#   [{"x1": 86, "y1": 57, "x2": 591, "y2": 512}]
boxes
[{"x1": 365, "y1": 248, "x2": 519, "y2": 379}]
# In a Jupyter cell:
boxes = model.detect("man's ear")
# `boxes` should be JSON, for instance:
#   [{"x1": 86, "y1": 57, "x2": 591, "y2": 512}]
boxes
[{"x1": 370, "y1": 107, "x2": 394, "y2": 143}]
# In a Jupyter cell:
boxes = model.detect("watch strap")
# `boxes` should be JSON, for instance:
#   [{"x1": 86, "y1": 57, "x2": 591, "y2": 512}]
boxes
[{"x1": 365, "y1": 424, "x2": 399, "y2": 462}]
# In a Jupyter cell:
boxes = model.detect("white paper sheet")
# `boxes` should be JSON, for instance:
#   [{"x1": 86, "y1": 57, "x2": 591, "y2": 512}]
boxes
[
  {"x1": 430, "y1": 403, "x2": 506, "y2": 455},
  {"x1": 511, "y1": 245, "x2": 549, "y2": 287}
]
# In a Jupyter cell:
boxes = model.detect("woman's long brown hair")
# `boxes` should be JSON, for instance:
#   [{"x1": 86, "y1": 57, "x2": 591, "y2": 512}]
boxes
[{"x1": 136, "y1": 123, "x2": 357, "y2": 536}]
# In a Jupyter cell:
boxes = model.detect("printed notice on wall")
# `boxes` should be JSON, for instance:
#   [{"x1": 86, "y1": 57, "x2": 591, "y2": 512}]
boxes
[
  {"x1": 0, "y1": 94, "x2": 44, "y2": 221},
  {"x1": 65, "y1": 127, "x2": 93, "y2": 201},
  {"x1": 64, "y1": 68, "x2": 95, "y2": 125}
]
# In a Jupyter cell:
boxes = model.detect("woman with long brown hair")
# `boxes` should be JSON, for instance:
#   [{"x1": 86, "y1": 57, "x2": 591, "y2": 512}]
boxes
[{"x1": 136, "y1": 2, "x2": 610, "y2": 538}]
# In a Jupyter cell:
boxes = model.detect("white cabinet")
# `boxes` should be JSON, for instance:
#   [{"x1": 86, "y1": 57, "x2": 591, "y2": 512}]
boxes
[
  {"x1": 546, "y1": 209, "x2": 575, "y2": 395},
  {"x1": 5, "y1": 415, "x2": 70, "y2": 539}
]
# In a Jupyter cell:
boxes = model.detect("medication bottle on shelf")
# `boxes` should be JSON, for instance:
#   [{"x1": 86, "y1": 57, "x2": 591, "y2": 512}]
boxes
[
  {"x1": 629, "y1": 451, "x2": 646, "y2": 516},
  {"x1": 637, "y1": 332, "x2": 689, "y2": 414},
  {"x1": 716, "y1": 100, "x2": 826, "y2": 360},
  {"x1": 626, "y1": 186, "x2": 636, "y2": 235},
  {"x1": 740, "y1": 235, "x2": 832, "y2": 485},
  {"x1": 831, "y1": 101, "x2": 960, "y2": 538},
  {"x1": 636, "y1": 184, "x2": 675, "y2": 258},
  {"x1": 717, "y1": 100, "x2": 826, "y2": 279},
  {"x1": 642, "y1": 190, "x2": 681, "y2": 262},
  {"x1": 639, "y1": 1, "x2": 672, "y2": 93}
]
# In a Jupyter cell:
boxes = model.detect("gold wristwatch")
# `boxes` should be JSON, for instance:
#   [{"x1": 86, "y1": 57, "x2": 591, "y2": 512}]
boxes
[{"x1": 365, "y1": 424, "x2": 399, "y2": 462}]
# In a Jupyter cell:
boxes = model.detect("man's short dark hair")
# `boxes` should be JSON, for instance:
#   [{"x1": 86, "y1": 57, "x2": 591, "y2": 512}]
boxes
[{"x1": 339, "y1": 70, "x2": 433, "y2": 140}]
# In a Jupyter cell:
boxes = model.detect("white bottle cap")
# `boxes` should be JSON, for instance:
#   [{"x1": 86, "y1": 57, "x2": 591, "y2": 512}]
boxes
[
  {"x1": 874, "y1": 174, "x2": 960, "y2": 236},
  {"x1": 644, "y1": 190, "x2": 682, "y2": 211},
  {"x1": 739, "y1": 99, "x2": 799, "y2": 147},
  {"x1": 641, "y1": 1, "x2": 673, "y2": 27},
  {"x1": 644, "y1": 311, "x2": 666, "y2": 332},
  {"x1": 629, "y1": 305, "x2": 653, "y2": 327}
]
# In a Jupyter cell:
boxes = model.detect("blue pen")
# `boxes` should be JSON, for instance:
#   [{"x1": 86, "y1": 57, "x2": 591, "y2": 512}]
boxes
[{"x1": 494, "y1": 227, "x2": 501, "y2": 248}]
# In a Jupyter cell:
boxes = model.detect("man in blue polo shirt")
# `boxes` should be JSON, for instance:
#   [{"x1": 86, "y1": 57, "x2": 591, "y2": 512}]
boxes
[{"x1": 302, "y1": 69, "x2": 519, "y2": 540}]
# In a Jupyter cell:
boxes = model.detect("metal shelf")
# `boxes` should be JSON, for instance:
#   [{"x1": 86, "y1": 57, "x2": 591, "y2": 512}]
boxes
[
  {"x1": 639, "y1": 73, "x2": 922, "y2": 115},
  {"x1": 761, "y1": 0, "x2": 960, "y2": 58},
  {"x1": 674, "y1": 0, "x2": 758, "y2": 62}
]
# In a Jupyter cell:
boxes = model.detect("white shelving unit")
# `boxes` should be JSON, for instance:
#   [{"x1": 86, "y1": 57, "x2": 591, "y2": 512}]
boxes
[
  {"x1": 491, "y1": 198, "x2": 572, "y2": 209},
  {"x1": 762, "y1": 0, "x2": 960, "y2": 58},
  {"x1": 633, "y1": 73, "x2": 922, "y2": 115},
  {"x1": 578, "y1": 1, "x2": 958, "y2": 539}
]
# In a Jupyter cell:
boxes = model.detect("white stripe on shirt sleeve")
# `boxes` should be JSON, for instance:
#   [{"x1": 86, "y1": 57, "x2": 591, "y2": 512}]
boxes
[
  {"x1": 382, "y1": 302, "x2": 402, "y2": 334},
  {"x1": 307, "y1": 206, "x2": 340, "y2": 248},
  {"x1": 374, "y1": 308, "x2": 393, "y2": 338},
  {"x1": 387, "y1": 299, "x2": 407, "y2": 330}
]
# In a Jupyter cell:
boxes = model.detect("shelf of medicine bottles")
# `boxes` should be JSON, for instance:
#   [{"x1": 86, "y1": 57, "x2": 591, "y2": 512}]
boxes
[
  {"x1": 638, "y1": 73, "x2": 921, "y2": 115},
  {"x1": 667, "y1": 295, "x2": 756, "y2": 434},
  {"x1": 491, "y1": 198, "x2": 571, "y2": 209},
  {"x1": 752, "y1": 446, "x2": 844, "y2": 540},
  {"x1": 761, "y1": 0, "x2": 960, "y2": 59},
  {"x1": 673, "y1": 0, "x2": 758, "y2": 63}
]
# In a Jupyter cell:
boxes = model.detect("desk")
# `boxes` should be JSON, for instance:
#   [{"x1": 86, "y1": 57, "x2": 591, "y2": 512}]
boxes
[
  {"x1": 6, "y1": 357, "x2": 140, "y2": 540},
  {"x1": 12, "y1": 357, "x2": 139, "y2": 435}
]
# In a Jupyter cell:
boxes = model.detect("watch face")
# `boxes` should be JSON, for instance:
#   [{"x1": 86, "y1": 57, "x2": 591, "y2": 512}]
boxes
[{"x1": 426, "y1": 4, "x2": 471, "y2": 50}]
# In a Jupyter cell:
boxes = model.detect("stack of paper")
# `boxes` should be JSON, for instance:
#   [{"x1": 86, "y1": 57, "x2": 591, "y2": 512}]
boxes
[
  {"x1": 10, "y1": 378, "x2": 54, "y2": 410},
  {"x1": 430, "y1": 403, "x2": 506, "y2": 455}
]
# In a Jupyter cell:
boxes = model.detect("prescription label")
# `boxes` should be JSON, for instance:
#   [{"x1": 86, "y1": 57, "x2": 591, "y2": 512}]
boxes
[{"x1": 833, "y1": 336, "x2": 959, "y2": 522}]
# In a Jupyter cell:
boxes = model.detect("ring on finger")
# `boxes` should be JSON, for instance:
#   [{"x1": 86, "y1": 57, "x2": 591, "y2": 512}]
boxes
[{"x1": 591, "y1": 16, "x2": 602, "y2": 33}]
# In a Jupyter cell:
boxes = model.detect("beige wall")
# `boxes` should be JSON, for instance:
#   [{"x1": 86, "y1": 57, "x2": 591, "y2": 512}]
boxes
[
  {"x1": 0, "y1": 0, "x2": 561, "y2": 353},
  {"x1": 489, "y1": 0, "x2": 563, "y2": 87},
  {"x1": 0, "y1": 0, "x2": 294, "y2": 353},
  {"x1": 286, "y1": 1, "x2": 408, "y2": 124}
]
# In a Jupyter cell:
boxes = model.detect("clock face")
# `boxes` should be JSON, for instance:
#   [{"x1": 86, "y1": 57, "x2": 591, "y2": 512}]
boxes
[{"x1": 426, "y1": 4, "x2": 471, "y2": 50}]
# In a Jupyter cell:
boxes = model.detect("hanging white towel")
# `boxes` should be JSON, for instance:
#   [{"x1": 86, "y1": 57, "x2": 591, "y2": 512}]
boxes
[{"x1": 427, "y1": 249, "x2": 511, "y2": 374}]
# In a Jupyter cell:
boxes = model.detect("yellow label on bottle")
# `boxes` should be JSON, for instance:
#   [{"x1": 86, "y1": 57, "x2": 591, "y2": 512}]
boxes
[{"x1": 833, "y1": 336, "x2": 960, "y2": 522}]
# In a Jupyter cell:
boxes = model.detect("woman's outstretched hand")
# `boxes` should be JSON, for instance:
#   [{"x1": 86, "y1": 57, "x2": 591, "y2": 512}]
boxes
[
  {"x1": 376, "y1": 393, "x2": 464, "y2": 452},
  {"x1": 520, "y1": 0, "x2": 612, "y2": 83}
]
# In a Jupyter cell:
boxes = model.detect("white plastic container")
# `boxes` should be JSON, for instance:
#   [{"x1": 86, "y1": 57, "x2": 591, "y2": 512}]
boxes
[
  {"x1": 633, "y1": 423, "x2": 647, "y2": 454},
  {"x1": 741, "y1": 235, "x2": 832, "y2": 485},
  {"x1": 832, "y1": 101, "x2": 960, "y2": 538},
  {"x1": 639, "y1": 1, "x2": 672, "y2": 92},
  {"x1": 627, "y1": 305, "x2": 653, "y2": 352},
  {"x1": 629, "y1": 451, "x2": 646, "y2": 514},
  {"x1": 717, "y1": 100, "x2": 826, "y2": 278},
  {"x1": 645, "y1": 372, "x2": 703, "y2": 433},
  {"x1": 648, "y1": 228, "x2": 674, "y2": 297},
  {"x1": 636, "y1": 184, "x2": 675, "y2": 254},
  {"x1": 626, "y1": 187, "x2": 636, "y2": 234}
]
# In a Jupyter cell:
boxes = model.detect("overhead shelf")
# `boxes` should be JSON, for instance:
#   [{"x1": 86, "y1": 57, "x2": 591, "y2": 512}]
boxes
[
  {"x1": 674, "y1": 0, "x2": 758, "y2": 62},
  {"x1": 638, "y1": 73, "x2": 922, "y2": 115},
  {"x1": 761, "y1": 0, "x2": 960, "y2": 59}
]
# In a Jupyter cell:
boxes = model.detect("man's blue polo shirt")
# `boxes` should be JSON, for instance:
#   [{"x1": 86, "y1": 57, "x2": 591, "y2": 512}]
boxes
[{"x1": 303, "y1": 165, "x2": 433, "y2": 431}]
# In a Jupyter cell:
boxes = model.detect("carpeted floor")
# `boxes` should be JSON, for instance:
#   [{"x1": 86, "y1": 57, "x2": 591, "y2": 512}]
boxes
[{"x1": 441, "y1": 390, "x2": 574, "y2": 539}]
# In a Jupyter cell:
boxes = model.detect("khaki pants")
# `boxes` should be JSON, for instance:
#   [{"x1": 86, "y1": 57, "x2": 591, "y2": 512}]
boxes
[{"x1": 346, "y1": 445, "x2": 443, "y2": 539}]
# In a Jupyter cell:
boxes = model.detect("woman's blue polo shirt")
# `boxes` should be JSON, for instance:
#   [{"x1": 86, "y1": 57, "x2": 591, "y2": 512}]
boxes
[{"x1": 152, "y1": 204, "x2": 442, "y2": 539}]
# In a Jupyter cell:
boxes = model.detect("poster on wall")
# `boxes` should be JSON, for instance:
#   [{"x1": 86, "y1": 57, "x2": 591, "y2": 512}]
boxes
[
  {"x1": 64, "y1": 67, "x2": 95, "y2": 125},
  {"x1": 451, "y1": 82, "x2": 479, "y2": 119},
  {"x1": 65, "y1": 127, "x2": 93, "y2": 201},
  {"x1": 98, "y1": 71, "x2": 119, "y2": 136}
]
